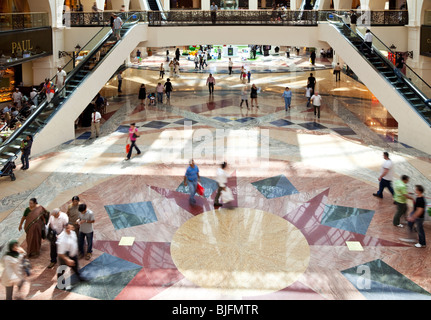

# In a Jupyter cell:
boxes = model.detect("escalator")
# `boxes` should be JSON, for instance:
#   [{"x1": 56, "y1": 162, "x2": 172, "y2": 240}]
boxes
[
  {"x1": 0, "y1": 13, "x2": 143, "y2": 167},
  {"x1": 328, "y1": 19, "x2": 431, "y2": 121},
  {"x1": 320, "y1": 14, "x2": 431, "y2": 152}
]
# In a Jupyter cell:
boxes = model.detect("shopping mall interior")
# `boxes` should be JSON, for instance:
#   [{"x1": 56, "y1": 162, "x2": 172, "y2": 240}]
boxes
[{"x1": 0, "y1": 0, "x2": 431, "y2": 305}]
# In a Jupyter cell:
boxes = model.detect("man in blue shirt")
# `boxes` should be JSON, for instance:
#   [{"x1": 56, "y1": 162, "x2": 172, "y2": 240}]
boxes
[
  {"x1": 282, "y1": 87, "x2": 292, "y2": 111},
  {"x1": 184, "y1": 159, "x2": 201, "y2": 204}
]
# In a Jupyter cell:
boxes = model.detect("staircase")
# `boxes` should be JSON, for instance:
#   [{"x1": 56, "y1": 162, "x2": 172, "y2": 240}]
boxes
[
  {"x1": 0, "y1": 13, "x2": 144, "y2": 166},
  {"x1": 319, "y1": 18, "x2": 431, "y2": 153}
]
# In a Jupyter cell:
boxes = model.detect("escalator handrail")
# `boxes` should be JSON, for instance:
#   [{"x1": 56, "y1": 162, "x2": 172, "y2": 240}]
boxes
[
  {"x1": 326, "y1": 13, "x2": 430, "y2": 101},
  {"x1": 0, "y1": 13, "x2": 141, "y2": 153}
]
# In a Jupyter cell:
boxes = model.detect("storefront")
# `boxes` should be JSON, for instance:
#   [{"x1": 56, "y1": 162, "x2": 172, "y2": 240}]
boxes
[{"x1": 0, "y1": 27, "x2": 52, "y2": 102}]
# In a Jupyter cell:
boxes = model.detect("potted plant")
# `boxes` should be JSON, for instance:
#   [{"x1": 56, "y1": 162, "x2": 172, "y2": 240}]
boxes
[{"x1": 147, "y1": 47, "x2": 152, "y2": 57}]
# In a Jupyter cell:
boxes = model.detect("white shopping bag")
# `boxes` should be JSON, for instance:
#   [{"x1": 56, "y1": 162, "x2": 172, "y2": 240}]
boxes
[{"x1": 221, "y1": 187, "x2": 234, "y2": 203}]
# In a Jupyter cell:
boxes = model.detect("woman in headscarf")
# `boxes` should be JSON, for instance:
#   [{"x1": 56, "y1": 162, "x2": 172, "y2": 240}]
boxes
[
  {"x1": 18, "y1": 198, "x2": 49, "y2": 258},
  {"x1": 1, "y1": 240, "x2": 27, "y2": 300}
]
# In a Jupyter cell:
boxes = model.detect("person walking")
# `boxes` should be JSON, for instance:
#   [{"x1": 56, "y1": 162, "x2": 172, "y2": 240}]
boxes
[
  {"x1": 56, "y1": 223, "x2": 85, "y2": 288},
  {"x1": 159, "y1": 63, "x2": 165, "y2": 79},
  {"x1": 67, "y1": 196, "x2": 81, "y2": 237},
  {"x1": 113, "y1": 14, "x2": 123, "y2": 41},
  {"x1": 206, "y1": 73, "x2": 216, "y2": 95},
  {"x1": 228, "y1": 58, "x2": 233, "y2": 75},
  {"x1": 18, "y1": 198, "x2": 49, "y2": 258},
  {"x1": 282, "y1": 87, "x2": 292, "y2": 111},
  {"x1": 138, "y1": 83, "x2": 146, "y2": 105},
  {"x1": 56, "y1": 66, "x2": 67, "y2": 98},
  {"x1": 1, "y1": 240, "x2": 27, "y2": 300},
  {"x1": 164, "y1": 78, "x2": 173, "y2": 101},
  {"x1": 333, "y1": 63, "x2": 341, "y2": 81},
  {"x1": 210, "y1": 2, "x2": 218, "y2": 24},
  {"x1": 307, "y1": 73, "x2": 316, "y2": 94},
  {"x1": 247, "y1": 70, "x2": 251, "y2": 83},
  {"x1": 77, "y1": 203, "x2": 95, "y2": 260},
  {"x1": 250, "y1": 84, "x2": 259, "y2": 108},
  {"x1": 175, "y1": 48, "x2": 180, "y2": 61},
  {"x1": 20, "y1": 135, "x2": 32, "y2": 170},
  {"x1": 194, "y1": 55, "x2": 199, "y2": 70},
  {"x1": 214, "y1": 161, "x2": 229, "y2": 207},
  {"x1": 407, "y1": 185, "x2": 427, "y2": 248},
  {"x1": 184, "y1": 159, "x2": 201, "y2": 205},
  {"x1": 305, "y1": 85, "x2": 313, "y2": 107},
  {"x1": 156, "y1": 82, "x2": 164, "y2": 104},
  {"x1": 240, "y1": 86, "x2": 249, "y2": 109},
  {"x1": 310, "y1": 50, "x2": 316, "y2": 65},
  {"x1": 47, "y1": 208, "x2": 69, "y2": 269},
  {"x1": 117, "y1": 71, "x2": 123, "y2": 93},
  {"x1": 373, "y1": 152, "x2": 395, "y2": 199},
  {"x1": 350, "y1": 10, "x2": 357, "y2": 33},
  {"x1": 310, "y1": 91, "x2": 322, "y2": 118},
  {"x1": 125, "y1": 123, "x2": 141, "y2": 160},
  {"x1": 90, "y1": 107, "x2": 101, "y2": 139},
  {"x1": 392, "y1": 175, "x2": 414, "y2": 228}
]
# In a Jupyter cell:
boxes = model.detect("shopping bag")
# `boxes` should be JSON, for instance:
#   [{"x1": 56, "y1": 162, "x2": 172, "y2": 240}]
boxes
[
  {"x1": 221, "y1": 187, "x2": 234, "y2": 203},
  {"x1": 126, "y1": 144, "x2": 130, "y2": 153},
  {"x1": 196, "y1": 182, "x2": 205, "y2": 196}
]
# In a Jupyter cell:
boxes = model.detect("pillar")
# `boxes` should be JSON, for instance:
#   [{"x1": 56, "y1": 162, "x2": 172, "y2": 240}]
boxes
[
  {"x1": 333, "y1": 0, "x2": 353, "y2": 10},
  {"x1": 289, "y1": 0, "x2": 301, "y2": 9},
  {"x1": 359, "y1": 0, "x2": 387, "y2": 10},
  {"x1": 201, "y1": 0, "x2": 210, "y2": 10},
  {"x1": 249, "y1": 0, "x2": 257, "y2": 10}
]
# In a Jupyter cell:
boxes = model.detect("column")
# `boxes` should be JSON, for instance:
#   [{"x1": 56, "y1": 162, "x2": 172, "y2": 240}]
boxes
[
  {"x1": 359, "y1": 0, "x2": 387, "y2": 10},
  {"x1": 202, "y1": 0, "x2": 210, "y2": 10},
  {"x1": 249, "y1": 0, "x2": 257, "y2": 10},
  {"x1": 333, "y1": 0, "x2": 353, "y2": 10},
  {"x1": 289, "y1": 0, "x2": 301, "y2": 9}
]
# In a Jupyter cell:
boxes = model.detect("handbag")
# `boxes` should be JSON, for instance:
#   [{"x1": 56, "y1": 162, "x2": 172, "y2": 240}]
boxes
[
  {"x1": 126, "y1": 144, "x2": 130, "y2": 153},
  {"x1": 132, "y1": 132, "x2": 139, "y2": 139}
]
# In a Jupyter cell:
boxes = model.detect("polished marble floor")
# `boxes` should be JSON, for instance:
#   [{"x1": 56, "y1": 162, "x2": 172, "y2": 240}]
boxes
[{"x1": 0, "y1": 50, "x2": 431, "y2": 301}]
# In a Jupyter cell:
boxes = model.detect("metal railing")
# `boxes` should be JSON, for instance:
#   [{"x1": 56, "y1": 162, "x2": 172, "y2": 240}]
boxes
[
  {"x1": 0, "y1": 12, "x2": 49, "y2": 32},
  {"x1": 63, "y1": 10, "x2": 408, "y2": 27}
]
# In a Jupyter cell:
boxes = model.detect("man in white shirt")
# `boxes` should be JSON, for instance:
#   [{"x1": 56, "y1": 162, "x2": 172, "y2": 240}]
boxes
[
  {"x1": 363, "y1": 29, "x2": 373, "y2": 55},
  {"x1": 113, "y1": 14, "x2": 123, "y2": 41},
  {"x1": 56, "y1": 224, "x2": 84, "y2": 287},
  {"x1": 373, "y1": 151, "x2": 395, "y2": 199},
  {"x1": 12, "y1": 88, "x2": 23, "y2": 107},
  {"x1": 90, "y1": 108, "x2": 102, "y2": 139},
  {"x1": 47, "y1": 208, "x2": 69, "y2": 269},
  {"x1": 30, "y1": 88, "x2": 38, "y2": 106},
  {"x1": 56, "y1": 66, "x2": 67, "y2": 98},
  {"x1": 214, "y1": 162, "x2": 229, "y2": 207},
  {"x1": 228, "y1": 58, "x2": 233, "y2": 75},
  {"x1": 310, "y1": 91, "x2": 322, "y2": 119}
]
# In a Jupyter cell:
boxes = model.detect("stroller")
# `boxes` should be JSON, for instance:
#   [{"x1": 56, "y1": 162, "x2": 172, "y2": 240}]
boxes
[{"x1": 0, "y1": 155, "x2": 17, "y2": 181}]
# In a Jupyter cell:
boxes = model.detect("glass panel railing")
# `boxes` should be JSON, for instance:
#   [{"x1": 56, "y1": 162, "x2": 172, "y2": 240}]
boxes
[
  {"x1": 0, "y1": 13, "x2": 141, "y2": 157},
  {"x1": 0, "y1": 12, "x2": 50, "y2": 32}
]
